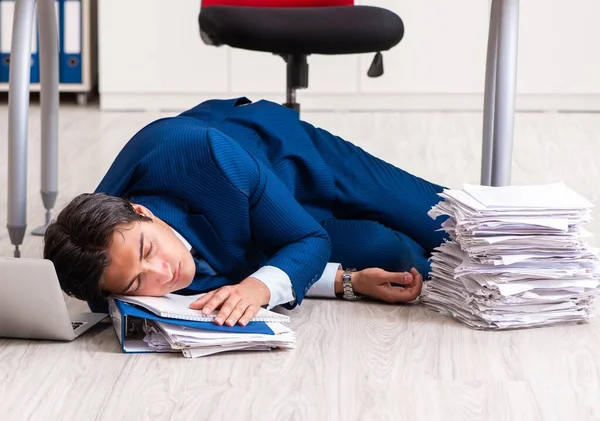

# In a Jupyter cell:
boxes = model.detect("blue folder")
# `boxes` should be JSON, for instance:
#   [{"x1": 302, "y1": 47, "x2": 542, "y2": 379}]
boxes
[
  {"x1": 58, "y1": 0, "x2": 82, "y2": 84},
  {"x1": 0, "y1": 0, "x2": 12, "y2": 84},
  {"x1": 108, "y1": 298, "x2": 276, "y2": 354},
  {"x1": 0, "y1": 0, "x2": 39, "y2": 84},
  {"x1": 30, "y1": 15, "x2": 39, "y2": 84}
]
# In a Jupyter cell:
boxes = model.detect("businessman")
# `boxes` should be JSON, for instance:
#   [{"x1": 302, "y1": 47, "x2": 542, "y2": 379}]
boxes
[{"x1": 43, "y1": 97, "x2": 448, "y2": 326}]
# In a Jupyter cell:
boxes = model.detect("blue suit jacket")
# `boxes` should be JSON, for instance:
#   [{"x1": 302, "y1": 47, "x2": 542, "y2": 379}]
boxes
[{"x1": 95, "y1": 97, "x2": 336, "y2": 307}]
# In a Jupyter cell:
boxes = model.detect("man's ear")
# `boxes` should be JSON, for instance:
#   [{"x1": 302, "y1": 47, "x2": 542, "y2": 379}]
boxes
[{"x1": 130, "y1": 203, "x2": 154, "y2": 218}]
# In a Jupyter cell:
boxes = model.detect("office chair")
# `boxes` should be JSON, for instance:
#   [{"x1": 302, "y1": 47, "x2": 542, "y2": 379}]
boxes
[{"x1": 198, "y1": 0, "x2": 404, "y2": 112}]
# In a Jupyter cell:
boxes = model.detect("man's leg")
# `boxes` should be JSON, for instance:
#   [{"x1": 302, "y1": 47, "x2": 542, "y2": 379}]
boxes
[
  {"x1": 302, "y1": 122, "x2": 449, "y2": 253},
  {"x1": 321, "y1": 218, "x2": 432, "y2": 277}
]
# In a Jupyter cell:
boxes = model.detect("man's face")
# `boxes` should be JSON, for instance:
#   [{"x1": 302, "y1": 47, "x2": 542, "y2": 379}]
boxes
[{"x1": 101, "y1": 204, "x2": 196, "y2": 296}]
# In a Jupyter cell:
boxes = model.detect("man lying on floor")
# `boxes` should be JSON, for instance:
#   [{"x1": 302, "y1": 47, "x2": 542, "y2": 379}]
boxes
[{"x1": 43, "y1": 97, "x2": 448, "y2": 326}]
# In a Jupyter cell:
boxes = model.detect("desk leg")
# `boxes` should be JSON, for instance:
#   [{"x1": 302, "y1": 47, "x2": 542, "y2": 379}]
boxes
[
  {"x1": 481, "y1": 0, "x2": 501, "y2": 186},
  {"x1": 491, "y1": 0, "x2": 519, "y2": 186},
  {"x1": 32, "y1": 0, "x2": 60, "y2": 237},
  {"x1": 7, "y1": 0, "x2": 36, "y2": 258}
]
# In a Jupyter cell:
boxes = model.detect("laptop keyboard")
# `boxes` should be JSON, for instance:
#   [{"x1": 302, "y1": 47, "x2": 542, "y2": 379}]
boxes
[{"x1": 71, "y1": 322, "x2": 85, "y2": 330}]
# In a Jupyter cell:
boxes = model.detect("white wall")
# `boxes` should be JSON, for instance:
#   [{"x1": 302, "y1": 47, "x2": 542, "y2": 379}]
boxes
[{"x1": 98, "y1": 0, "x2": 600, "y2": 111}]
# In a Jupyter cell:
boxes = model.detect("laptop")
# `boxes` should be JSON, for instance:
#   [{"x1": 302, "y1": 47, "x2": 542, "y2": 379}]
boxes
[{"x1": 0, "y1": 257, "x2": 108, "y2": 341}]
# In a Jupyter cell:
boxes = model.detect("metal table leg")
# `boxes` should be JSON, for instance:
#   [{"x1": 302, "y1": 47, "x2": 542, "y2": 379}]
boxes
[
  {"x1": 33, "y1": 0, "x2": 60, "y2": 237},
  {"x1": 481, "y1": 0, "x2": 501, "y2": 186},
  {"x1": 480, "y1": 0, "x2": 520, "y2": 187},
  {"x1": 491, "y1": 0, "x2": 519, "y2": 186},
  {"x1": 7, "y1": 0, "x2": 59, "y2": 257},
  {"x1": 7, "y1": 0, "x2": 35, "y2": 258}
]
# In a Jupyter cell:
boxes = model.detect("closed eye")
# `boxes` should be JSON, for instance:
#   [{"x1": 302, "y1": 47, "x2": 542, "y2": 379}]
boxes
[
  {"x1": 145, "y1": 241, "x2": 154, "y2": 260},
  {"x1": 133, "y1": 241, "x2": 154, "y2": 292}
]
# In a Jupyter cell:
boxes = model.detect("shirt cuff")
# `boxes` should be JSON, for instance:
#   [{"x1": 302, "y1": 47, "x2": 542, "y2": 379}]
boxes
[
  {"x1": 306, "y1": 263, "x2": 341, "y2": 298},
  {"x1": 249, "y1": 265, "x2": 295, "y2": 310}
]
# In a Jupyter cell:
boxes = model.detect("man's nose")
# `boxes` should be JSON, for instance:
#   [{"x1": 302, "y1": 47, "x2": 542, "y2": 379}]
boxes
[{"x1": 146, "y1": 260, "x2": 172, "y2": 284}]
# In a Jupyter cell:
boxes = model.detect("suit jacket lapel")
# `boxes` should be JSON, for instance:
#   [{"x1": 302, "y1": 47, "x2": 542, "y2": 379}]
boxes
[{"x1": 178, "y1": 214, "x2": 240, "y2": 276}]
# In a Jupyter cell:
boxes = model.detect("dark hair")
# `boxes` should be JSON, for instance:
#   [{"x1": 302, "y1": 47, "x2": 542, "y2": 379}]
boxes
[{"x1": 43, "y1": 193, "x2": 151, "y2": 303}]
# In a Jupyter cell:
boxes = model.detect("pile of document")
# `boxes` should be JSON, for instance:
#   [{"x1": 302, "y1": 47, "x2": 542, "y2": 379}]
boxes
[
  {"x1": 422, "y1": 183, "x2": 600, "y2": 330},
  {"x1": 143, "y1": 319, "x2": 296, "y2": 358},
  {"x1": 111, "y1": 293, "x2": 296, "y2": 358}
]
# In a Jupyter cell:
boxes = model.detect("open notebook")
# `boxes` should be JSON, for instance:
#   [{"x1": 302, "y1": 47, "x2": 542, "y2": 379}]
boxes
[{"x1": 112, "y1": 293, "x2": 290, "y2": 323}]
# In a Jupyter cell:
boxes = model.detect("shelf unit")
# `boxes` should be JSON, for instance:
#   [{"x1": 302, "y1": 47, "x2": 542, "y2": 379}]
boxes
[{"x1": 0, "y1": 0, "x2": 97, "y2": 104}]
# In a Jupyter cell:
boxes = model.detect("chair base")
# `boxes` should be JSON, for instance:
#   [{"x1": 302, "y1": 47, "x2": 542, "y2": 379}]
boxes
[
  {"x1": 279, "y1": 52, "x2": 385, "y2": 113},
  {"x1": 282, "y1": 54, "x2": 308, "y2": 113},
  {"x1": 284, "y1": 100, "x2": 301, "y2": 112}
]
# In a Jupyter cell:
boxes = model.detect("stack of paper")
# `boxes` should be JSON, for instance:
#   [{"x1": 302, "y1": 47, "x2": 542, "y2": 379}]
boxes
[
  {"x1": 421, "y1": 183, "x2": 600, "y2": 330},
  {"x1": 113, "y1": 293, "x2": 296, "y2": 358},
  {"x1": 144, "y1": 319, "x2": 296, "y2": 358}
]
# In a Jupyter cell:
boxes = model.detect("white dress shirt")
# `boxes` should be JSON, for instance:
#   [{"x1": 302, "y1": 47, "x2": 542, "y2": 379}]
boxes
[{"x1": 170, "y1": 227, "x2": 339, "y2": 309}]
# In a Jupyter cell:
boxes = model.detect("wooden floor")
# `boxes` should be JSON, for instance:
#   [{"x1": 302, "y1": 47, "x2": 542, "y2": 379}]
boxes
[{"x1": 1, "y1": 103, "x2": 600, "y2": 421}]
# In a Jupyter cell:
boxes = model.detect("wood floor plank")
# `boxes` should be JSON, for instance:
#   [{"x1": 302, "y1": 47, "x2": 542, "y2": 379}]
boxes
[{"x1": 1, "y1": 105, "x2": 600, "y2": 420}]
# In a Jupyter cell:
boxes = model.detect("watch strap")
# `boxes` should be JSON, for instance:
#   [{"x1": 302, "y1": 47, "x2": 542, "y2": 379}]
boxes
[{"x1": 342, "y1": 268, "x2": 362, "y2": 301}]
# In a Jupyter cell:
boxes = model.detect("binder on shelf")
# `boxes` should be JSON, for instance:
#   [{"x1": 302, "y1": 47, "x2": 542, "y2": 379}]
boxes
[
  {"x1": 30, "y1": 7, "x2": 39, "y2": 83},
  {"x1": 59, "y1": 0, "x2": 82, "y2": 84},
  {"x1": 0, "y1": 0, "x2": 14, "y2": 84},
  {"x1": 0, "y1": 0, "x2": 43, "y2": 84}
]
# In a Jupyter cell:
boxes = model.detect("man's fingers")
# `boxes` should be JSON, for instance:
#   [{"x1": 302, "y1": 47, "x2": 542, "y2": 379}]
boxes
[
  {"x1": 403, "y1": 268, "x2": 423, "y2": 300},
  {"x1": 214, "y1": 294, "x2": 242, "y2": 325},
  {"x1": 379, "y1": 269, "x2": 423, "y2": 303},
  {"x1": 363, "y1": 268, "x2": 412, "y2": 285},
  {"x1": 239, "y1": 304, "x2": 260, "y2": 326},
  {"x1": 189, "y1": 291, "x2": 214, "y2": 310},
  {"x1": 357, "y1": 269, "x2": 412, "y2": 298},
  {"x1": 410, "y1": 267, "x2": 422, "y2": 280},
  {"x1": 225, "y1": 300, "x2": 249, "y2": 327},
  {"x1": 203, "y1": 288, "x2": 232, "y2": 316},
  {"x1": 380, "y1": 286, "x2": 419, "y2": 303},
  {"x1": 389, "y1": 271, "x2": 414, "y2": 286}
]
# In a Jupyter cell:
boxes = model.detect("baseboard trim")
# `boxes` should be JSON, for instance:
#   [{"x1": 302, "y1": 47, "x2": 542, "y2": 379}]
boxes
[{"x1": 99, "y1": 92, "x2": 600, "y2": 113}]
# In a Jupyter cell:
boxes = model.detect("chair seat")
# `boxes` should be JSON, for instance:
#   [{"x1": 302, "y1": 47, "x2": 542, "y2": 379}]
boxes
[{"x1": 199, "y1": 6, "x2": 404, "y2": 55}]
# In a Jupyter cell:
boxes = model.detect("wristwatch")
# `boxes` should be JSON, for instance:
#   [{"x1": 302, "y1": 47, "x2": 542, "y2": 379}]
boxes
[{"x1": 342, "y1": 268, "x2": 362, "y2": 301}]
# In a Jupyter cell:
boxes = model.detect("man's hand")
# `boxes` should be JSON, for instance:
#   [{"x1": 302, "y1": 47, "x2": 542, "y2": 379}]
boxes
[
  {"x1": 340, "y1": 267, "x2": 423, "y2": 303},
  {"x1": 189, "y1": 277, "x2": 270, "y2": 326}
]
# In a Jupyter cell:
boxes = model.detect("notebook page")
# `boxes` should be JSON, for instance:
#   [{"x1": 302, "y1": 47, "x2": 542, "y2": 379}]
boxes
[{"x1": 113, "y1": 293, "x2": 290, "y2": 323}]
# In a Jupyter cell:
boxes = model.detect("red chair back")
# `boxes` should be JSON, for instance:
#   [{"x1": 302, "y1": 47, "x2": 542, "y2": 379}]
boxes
[{"x1": 202, "y1": 0, "x2": 353, "y2": 7}]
